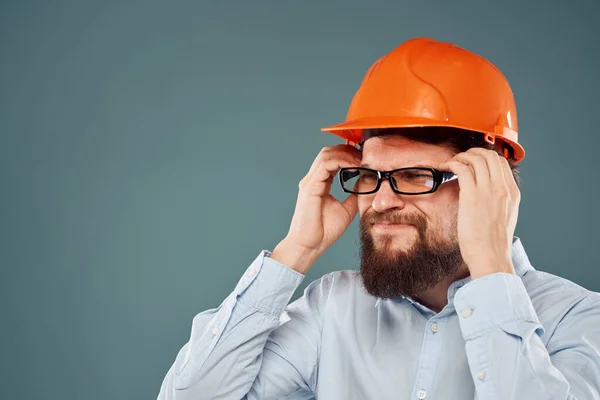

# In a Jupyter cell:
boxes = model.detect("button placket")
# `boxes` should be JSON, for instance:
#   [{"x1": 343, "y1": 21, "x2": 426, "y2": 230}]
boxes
[{"x1": 411, "y1": 316, "x2": 447, "y2": 400}]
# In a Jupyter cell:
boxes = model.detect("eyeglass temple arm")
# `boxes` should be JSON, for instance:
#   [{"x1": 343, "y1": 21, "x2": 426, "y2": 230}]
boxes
[{"x1": 441, "y1": 171, "x2": 458, "y2": 183}]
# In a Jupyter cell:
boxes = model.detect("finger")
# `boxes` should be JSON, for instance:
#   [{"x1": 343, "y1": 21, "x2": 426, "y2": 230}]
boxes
[
  {"x1": 301, "y1": 157, "x2": 361, "y2": 197},
  {"x1": 307, "y1": 145, "x2": 362, "y2": 176},
  {"x1": 312, "y1": 156, "x2": 361, "y2": 183},
  {"x1": 466, "y1": 148, "x2": 506, "y2": 188},
  {"x1": 323, "y1": 175, "x2": 334, "y2": 190},
  {"x1": 438, "y1": 159, "x2": 476, "y2": 192},
  {"x1": 302, "y1": 148, "x2": 359, "y2": 185},
  {"x1": 500, "y1": 156, "x2": 521, "y2": 201},
  {"x1": 341, "y1": 193, "x2": 359, "y2": 220},
  {"x1": 453, "y1": 152, "x2": 490, "y2": 186}
]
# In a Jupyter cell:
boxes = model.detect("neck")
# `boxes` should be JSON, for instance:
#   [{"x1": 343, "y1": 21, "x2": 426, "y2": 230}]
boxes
[{"x1": 414, "y1": 264, "x2": 470, "y2": 313}]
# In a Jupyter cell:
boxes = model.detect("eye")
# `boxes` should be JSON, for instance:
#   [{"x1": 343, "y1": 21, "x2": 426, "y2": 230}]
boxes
[
  {"x1": 402, "y1": 172, "x2": 431, "y2": 181},
  {"x1": 359, "y1": 170, "x2": 378, "y2": 181},
  {"x1": 407, "y1": 173, "x2": 431, "y2": 179}
]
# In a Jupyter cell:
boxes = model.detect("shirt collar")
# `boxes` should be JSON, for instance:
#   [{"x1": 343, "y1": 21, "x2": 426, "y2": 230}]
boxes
[{"x1": 374, "y1": 236, "x2": 534, "y2": 308}]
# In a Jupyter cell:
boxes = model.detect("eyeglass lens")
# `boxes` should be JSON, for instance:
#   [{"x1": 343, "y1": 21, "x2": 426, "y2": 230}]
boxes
[{"x1": 341, "y1": 168, "x2": 436, "y2": 194}]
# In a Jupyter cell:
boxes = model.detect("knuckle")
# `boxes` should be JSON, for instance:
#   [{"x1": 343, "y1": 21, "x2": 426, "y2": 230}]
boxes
[
  {"x1": 457, "y1": 153, "x2": 473, "y2": 163},
  {"x1": 324, "y1": 153, "x2": 335, "y2": 162},
  {"x1": 314, "y1": 147, "x2": 329, "y2": 160},
  {"x1": 298, "y1": 177, "x2": 307, "y2": 189},
  {"x1": 452, "y1": 162, "x2": 467, "y2": 171},
  {"x1": 497, "y1": 188, "x2": 510, "y2": 200},
  {"x1": 485, "y1": 149, "x2": 498, "y2": 159},
  {"x1": 514, "y1": 189, "x2": 522, "y2": 201}
]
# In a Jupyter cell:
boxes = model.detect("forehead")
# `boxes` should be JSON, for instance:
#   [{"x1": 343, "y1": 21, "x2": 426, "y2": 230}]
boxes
[{"x1": 360, "y1": 135, "x2": 456, "y2": 168}]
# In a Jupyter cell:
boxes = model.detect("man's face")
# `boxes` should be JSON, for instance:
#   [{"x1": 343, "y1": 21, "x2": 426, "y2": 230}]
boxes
[{"x1": 357, "y1": 135, "x2": 464, "y2": 300}]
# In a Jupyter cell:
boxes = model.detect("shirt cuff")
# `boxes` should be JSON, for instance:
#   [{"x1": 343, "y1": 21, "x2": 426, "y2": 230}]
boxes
[
  {"x1": 453, "y1": 273, "x2": 540, "y2": 340},
  {"x1": 233, "y1": 250, "x2": 305, "y2": 317}
]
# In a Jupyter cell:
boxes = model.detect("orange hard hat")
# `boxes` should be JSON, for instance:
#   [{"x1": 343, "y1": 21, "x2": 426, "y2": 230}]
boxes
[{"x1": 321, "y1": 37, "x2": 525, "y2": 162}]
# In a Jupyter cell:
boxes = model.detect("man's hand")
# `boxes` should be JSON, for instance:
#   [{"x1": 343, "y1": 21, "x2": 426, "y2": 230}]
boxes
[
  {"x1": 439, "y1": 148, "x2": 520, "y2": 280},
  {"x1": 271, "y1": 144, "x2": 362, "y2": 274}
]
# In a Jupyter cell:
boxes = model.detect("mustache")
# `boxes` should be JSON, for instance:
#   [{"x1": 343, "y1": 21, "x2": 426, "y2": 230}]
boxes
[{"x1": 364, "y1": 211, "x2": 425, "y2": 226}]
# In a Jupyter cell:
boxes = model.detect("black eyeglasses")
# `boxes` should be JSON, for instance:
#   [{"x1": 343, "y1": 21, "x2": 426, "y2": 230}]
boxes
[{"x1": 339, "y1": 167, "x2": 457, "y2": 195}]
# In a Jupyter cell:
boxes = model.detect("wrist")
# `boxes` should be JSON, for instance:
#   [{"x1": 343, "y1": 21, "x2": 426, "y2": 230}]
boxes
[
  {"x1": 270, "y1": 238, "x2": 321, "y2": 275},
  {"x1": 469, "y1": 260, "x2": 515, "y2": 280}
]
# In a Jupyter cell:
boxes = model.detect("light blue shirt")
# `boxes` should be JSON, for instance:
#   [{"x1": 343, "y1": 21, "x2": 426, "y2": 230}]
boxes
[{"x1": 158, "y1": 237, "x2": 600, "y2": 399}]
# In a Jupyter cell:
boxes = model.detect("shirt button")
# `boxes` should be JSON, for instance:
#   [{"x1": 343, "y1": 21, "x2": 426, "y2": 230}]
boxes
[
  {"x1": 417, "y1": 389, "x2": 427, "y2": 399},
  {"x1": 247, "y1": 267, "x2": 256, "y2": 276},
  {"x1": 462, "y1": 308, "x2": 473, "y2": 318},
  {"x1": 431, "y1": 323, "x2": 440, "y2": 333},
  {"x1": 212, "y1": 326, "x2": 219, "y2": 335},
  {"x1": 477, "y1": 371, "x2": 486, "y2": 381}
]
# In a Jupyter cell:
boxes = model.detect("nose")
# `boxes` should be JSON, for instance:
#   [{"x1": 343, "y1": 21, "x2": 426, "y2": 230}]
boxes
[{"x1": 371, "y1": 178, "x2": 406, "y2": 213}]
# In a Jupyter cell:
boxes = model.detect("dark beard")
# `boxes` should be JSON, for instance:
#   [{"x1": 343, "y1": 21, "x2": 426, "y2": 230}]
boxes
[{"x1": 358, "y1": 213, "x2": 463, "y2": 300}]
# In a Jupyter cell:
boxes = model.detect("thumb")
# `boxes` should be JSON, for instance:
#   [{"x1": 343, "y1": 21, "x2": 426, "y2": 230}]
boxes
[{"x1": 341, "y1": 194, "x2": 359, "y2": 221}]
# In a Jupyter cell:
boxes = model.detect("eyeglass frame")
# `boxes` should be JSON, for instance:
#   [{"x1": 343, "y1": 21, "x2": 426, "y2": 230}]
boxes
[{"x1": 338, "y1": 167, "x2": 458, "y2": 195}]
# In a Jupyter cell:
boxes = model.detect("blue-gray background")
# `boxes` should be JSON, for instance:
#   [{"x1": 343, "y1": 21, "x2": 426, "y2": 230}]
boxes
[{"x1": 1, "y1": 0, "x2": 598, "y2": 399}]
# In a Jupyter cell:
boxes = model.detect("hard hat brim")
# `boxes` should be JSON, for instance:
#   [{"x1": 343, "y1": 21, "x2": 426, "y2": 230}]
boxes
[{"x1": 321, "y1": 116, "x2": 525, "y2": 162}]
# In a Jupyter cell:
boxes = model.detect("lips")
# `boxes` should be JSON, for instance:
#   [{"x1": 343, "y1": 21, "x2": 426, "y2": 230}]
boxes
[
  {"x1": 371, "y1": 220, "x2": 413, "y2": 226},
  {"x1": 372, "y1": 223, "x2": 414, "y2": 232}
]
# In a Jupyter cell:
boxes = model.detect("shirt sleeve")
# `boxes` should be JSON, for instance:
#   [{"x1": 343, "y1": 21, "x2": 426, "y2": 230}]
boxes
[
  {"x1": 158, "y1": 250, "x2": 313, "y2": 400},
  {"x1": 453, "y1": 272, "x2": 600, "y2": 400}
]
